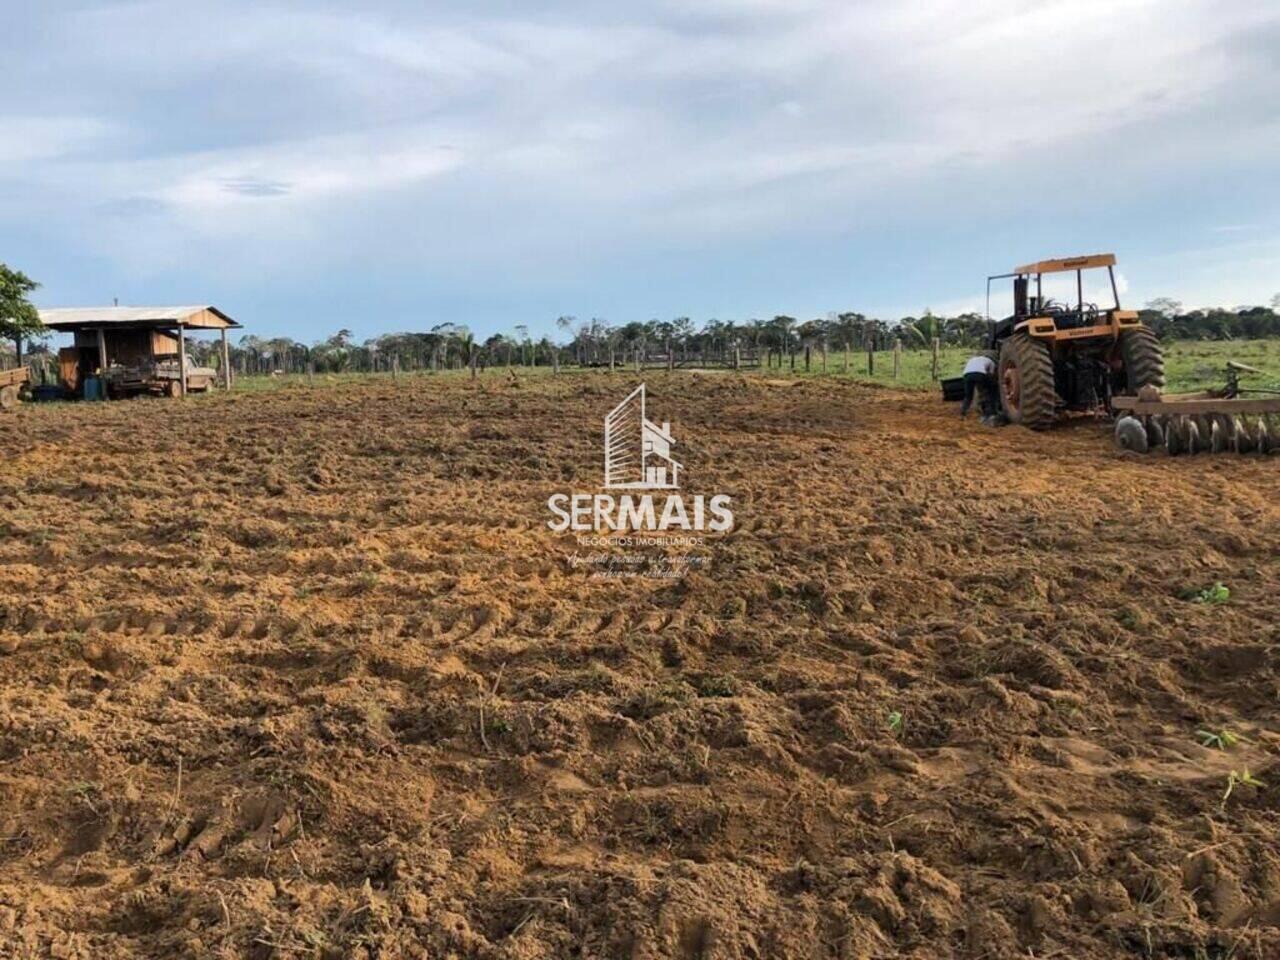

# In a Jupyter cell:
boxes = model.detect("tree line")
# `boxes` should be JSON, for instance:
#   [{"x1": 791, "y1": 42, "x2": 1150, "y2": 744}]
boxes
[
  {"x1": 215, "y1": 300, "x2": 1280, "y2": 375},
  {"x1": 3, "y1": 259, "x2": 1279, "y2": 374}
]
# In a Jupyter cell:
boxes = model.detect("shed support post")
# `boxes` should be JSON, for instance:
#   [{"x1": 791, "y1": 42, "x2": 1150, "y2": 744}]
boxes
[
  {"x1": 221, "y1": 329, "x2": 231, "y2": 391},
  {"x1": 97, "y1": 327, "x2": 107, "y2": 372},
  {"x1": 178, "y1": 324, "x2": 188, "y2": 397}
]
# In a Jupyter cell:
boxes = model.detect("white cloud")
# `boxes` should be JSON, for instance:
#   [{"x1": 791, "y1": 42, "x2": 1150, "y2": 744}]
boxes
[
  {"x1": 155, "y1": 131, "x2": 464, "y2": 213},
  {"x1": 0, "y1": 117, "x2": 115, "y2": 166},
  {"x1": 2, "y1": 0, "x2": 1276, "y2": 329}
]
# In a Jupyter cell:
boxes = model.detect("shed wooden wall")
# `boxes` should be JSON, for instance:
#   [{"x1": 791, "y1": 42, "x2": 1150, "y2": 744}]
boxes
[{"x1": 71, "y1": 329, "x2": 179, "y2": 365}]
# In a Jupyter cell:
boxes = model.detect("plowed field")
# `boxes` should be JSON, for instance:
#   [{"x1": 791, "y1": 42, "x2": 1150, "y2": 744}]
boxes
[{"x1": 0, "y1": 373, "x2": 1277, "y2": 959}]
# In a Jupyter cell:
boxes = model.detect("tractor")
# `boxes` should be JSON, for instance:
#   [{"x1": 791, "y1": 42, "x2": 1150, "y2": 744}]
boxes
[{"x1": 986, "y1": 253, "x2": 1164, "y2": 429}]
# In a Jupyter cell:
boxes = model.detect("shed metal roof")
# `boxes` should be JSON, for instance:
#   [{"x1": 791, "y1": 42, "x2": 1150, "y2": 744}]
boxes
[{"x1": 39, "y1": 305, "x2": 241, "y2": 330}]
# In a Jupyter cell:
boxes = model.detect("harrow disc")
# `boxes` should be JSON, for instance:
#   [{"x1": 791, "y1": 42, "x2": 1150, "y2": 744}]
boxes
[
  {"x1": 1232, "y1": 417, "x2": 1251, "y2": 454},
  {"x1": 1164, "y1": 416, "x2": 1183, "y2": 456},
  {"x1": 1210, "y1": 417, "x2": 1228, "y2": 454},
  {"x1": 1144, "y1": 416, "x2": 1165, "y2": 449},
  {"x1": 1258, "y1": 418, "x2": 1272, "y2": 455},
  {"x1": 1114, "y1": 416, "x2": 1149, "y2": 453},
  {"x1": 1182, "y1": 416, "x2": 1203, "y2": 454}
]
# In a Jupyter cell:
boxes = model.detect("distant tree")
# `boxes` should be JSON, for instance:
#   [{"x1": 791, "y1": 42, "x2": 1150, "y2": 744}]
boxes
[
  {"x1": 428, "y1": 323, "x2": 457, "y2": 370},
  {"x1": 0, "y1": 264, "x2": 43, "y2": 365},
  {"x1": 514, "y1": 324, "x2": 530, "y2": 365},
  {"x1": 770, "y1": 315, "x2": 797, "y2": 367},
  {"x1": 481, "y1": 332, "x2": 505, "y2": 367},
  {"x1": 556, "y1": 316, "x2": 577, "y2": 364},
  {"x1": 237, "y1": 334, "x2": 266, "y2": 374},
  {"x1": 901, "y1": 309, "x2": 943, "y2": 347},
  {"x1": 951, "y1": 312, "x2": 988, "y2": 346},
  {"x1": 672, "y1": 316, "x2": 695, "y2": 361},
  {"x1": 1271, "y1": 293, "x2": 1280, "y2": 312},
  {"x1": 312, "y1": 329, "x2": 359, "y2": 372},
  {"x1": 1144, "y1": 297, "x2": 1183, "y2": 318},
  {"x1": 456, "y1": 328, "x2": 475, "y2": 371}
]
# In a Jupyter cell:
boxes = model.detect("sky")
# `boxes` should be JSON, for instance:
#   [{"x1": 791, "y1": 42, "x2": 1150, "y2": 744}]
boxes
[{"x1": 2, "y1": 0, "x2": 1278, "y2": 344}]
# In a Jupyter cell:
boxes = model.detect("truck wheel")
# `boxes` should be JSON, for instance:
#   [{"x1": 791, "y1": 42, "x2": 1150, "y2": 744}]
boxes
[
  {"x1": 998, "y1": 332, "x2": 1057, "y2": 430},
  {"x1": 0, "y1": 385, "x2": 18, "y2": 410},
  {"x1": 1117, "y1": 327, "x2": 1165, "y2": 392},
  {"x1": 166, "y1": 380, "x2": 182, "y2": 398}
]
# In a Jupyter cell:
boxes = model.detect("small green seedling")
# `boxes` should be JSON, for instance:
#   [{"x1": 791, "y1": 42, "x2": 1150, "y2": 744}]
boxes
[
  {"x1": 1222, "y1": 768, "x2": 1265, "y2": 806},
  {"x1": 887, "y1": 711, "x2": 903, "y2": 736},
  {"x1": 1185, "y1": 582, "x2": 1231, "y2": 605},
  {"x1": 1198, "y1": 729, "x2": 1249, "y2": 751},
  {"x1": 69, "y1": 781, "x2": 103, "y2": 813}
]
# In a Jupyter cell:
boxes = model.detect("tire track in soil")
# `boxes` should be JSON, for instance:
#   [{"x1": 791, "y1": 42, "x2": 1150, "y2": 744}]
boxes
[{"x1": 0, "y1": 374, "x2": 1275, "y2": 958}]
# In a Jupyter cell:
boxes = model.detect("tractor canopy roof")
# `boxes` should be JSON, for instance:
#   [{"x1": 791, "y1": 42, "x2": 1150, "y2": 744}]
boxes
[{"x1": 1013, "y1": 253, "x2": 1115, "y2": 276}]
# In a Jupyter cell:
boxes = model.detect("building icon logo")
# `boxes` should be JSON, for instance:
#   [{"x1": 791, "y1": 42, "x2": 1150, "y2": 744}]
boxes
[{"x1": 604, "y1": 384, "x2": 682, "y2": 489}]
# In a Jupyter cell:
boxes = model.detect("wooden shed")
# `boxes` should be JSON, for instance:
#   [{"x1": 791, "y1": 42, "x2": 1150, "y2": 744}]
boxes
[{"x1": 38, "y1": 305, "x2": 241, "y2": 397}]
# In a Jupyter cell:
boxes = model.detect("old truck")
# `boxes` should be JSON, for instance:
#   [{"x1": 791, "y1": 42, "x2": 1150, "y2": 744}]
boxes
[
  {"x1": 104, "y1": 355, "x2": 219, "y2": 398},
  {"x1": 0, "y1": 368, "x2": 30, "y2": 410}
]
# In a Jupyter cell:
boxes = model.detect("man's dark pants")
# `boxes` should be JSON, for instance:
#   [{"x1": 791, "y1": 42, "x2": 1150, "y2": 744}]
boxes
[{"x1": 960, "y1": 372, "x2": 998, "y2": 417}]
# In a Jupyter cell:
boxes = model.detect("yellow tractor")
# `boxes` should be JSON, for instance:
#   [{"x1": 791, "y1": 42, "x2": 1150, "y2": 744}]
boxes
[
  {"x1": 986, "y1": 253, "x2": 1279, "y2": 454},
  {"x1": 986, "y1": 253, "x2": 1164, "y2": 430}
]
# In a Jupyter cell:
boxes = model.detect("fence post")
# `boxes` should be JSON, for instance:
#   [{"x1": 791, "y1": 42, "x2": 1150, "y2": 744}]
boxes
[
  {"x1": 931, "y1": 338, "x2": 940, "y2": 381},
  {"x1": 893, "y1": 339, "x2": 901, "y2": 379},
  {"x1": 821, "y1": 344, "x2": 827, "y2": 373},
  {"x1": 307, "y1": 361, "x2": 315, "y2": 386},
  {"x1": 392, "y1": 354, "x2": 400, "y2": 381},
  {"x1": 804, "y1": 345, "x2": 811, "y2": 371},
  {"x1": 866, "y1": 344, "x2": 874, "y2": 376}
]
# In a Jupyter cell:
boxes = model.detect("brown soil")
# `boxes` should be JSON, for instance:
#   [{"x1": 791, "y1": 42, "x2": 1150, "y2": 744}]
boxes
[{"x1": 0, "y1": 373, "x2": 1277, "y2": 959}]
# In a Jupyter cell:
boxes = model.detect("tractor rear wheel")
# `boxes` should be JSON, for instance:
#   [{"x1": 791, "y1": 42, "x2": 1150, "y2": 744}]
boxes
[
  {"x1": 998, "y1": 332, "x2": 1057, "y2": 430},
  {"x1": 0, "y1": 385, "x2": 19, "y2": 410},
  {"x1": 1117, "y1": 327, "x2": 1165, "y2": 392}
]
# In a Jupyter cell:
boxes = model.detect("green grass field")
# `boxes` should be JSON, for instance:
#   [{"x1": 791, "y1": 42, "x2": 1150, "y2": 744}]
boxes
[
  {"x1": 782, "y1": 338, "x2": 1280, "y2": 394},
  {"x1": 219, "y1": 338, "x2": 1280, "y2": 398}
]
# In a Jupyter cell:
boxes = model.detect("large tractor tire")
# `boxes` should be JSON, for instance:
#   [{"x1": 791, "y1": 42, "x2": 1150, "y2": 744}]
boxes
[
  {"x1": 0, "y1": 385, "x2": 18, "y2": 411},
  {"x1": 1117, "y1": 326, "x2": 1165, "y2": 392},
  {"x1": 998, "y1": 332, "x2": 1058, "y2": 430}
]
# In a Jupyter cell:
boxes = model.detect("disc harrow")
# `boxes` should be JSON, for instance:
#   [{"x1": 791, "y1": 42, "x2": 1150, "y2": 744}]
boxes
[
  {"x1": 1112, "y1": 364, "x2": 1280, "y2": 456},
  {"x1": 1115, "y1": 410, "x2": 1278, "y2": 456}
]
